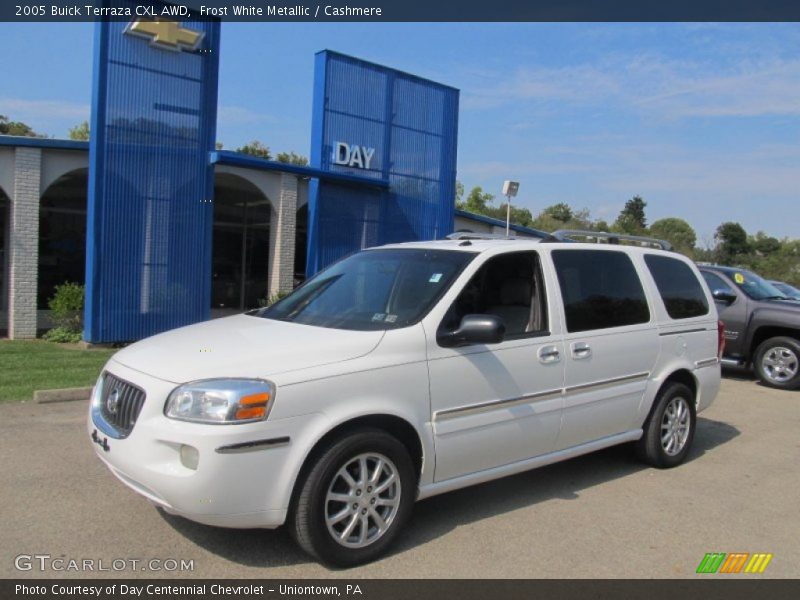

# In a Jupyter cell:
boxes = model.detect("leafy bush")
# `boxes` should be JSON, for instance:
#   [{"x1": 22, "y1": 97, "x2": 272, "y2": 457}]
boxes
[
  {"x1": 43, "y1": 326, "x2": 83, "y2": 343},
  {"x1": 46, "y1": 282, "x2": 85, "y2": 341}
]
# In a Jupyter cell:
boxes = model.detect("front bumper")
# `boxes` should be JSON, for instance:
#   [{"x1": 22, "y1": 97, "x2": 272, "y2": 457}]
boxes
[{"x1": 88, "y1": 360, "x2": 327, "y2": 529}]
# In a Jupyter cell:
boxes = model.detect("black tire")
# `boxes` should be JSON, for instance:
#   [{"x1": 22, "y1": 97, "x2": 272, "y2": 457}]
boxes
[
  {"x1": 290, "y1": 428, "x2": 415, "y2": 567},
  {"x1": 636, "y1": 382, "x2": 696, "y2": 468},
  {"x1": 753, "y1": 336, "x2": 800, "y2": 390}
]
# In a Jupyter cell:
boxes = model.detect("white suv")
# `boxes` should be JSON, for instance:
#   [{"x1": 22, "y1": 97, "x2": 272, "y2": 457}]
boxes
[{"x1": 88, "y1": 233, "x2": 722, "y2": 566}]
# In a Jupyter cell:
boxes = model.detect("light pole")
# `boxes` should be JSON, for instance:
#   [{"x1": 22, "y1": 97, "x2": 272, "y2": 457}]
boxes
[{"x1": 502, "y1": 180, "x2": 520, "y2": 237}]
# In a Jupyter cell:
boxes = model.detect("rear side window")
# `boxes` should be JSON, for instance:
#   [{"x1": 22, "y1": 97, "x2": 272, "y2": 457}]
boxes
[
  {"x1": 644, "y1": 255, "x2": 709, "y2": 319},
  {"x1": 553, "y1": 249, "x2": 650, "y2": 332}
]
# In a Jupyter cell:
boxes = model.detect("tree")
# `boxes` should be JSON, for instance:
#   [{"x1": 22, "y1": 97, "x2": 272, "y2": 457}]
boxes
[
  {"x1": 454, "y1": 181, "x2": 465, "y2": 208},
  {"x1": 462, "y1": 186, "x2": 494, "y2": 214},
  {"x1": 68, "y1": 121, "x2": 90, "y2": 141},
  {"x1": 751, "y1": 232, "x2": 781, "y2": 256},
  {"x1": 276, "y1": 151, "x2": 309, "y2": 166},
  {"x1": 494, "y1": 203, "x2": 534, "y2": 228},
  {"x1": 614, "y1": 196, "x2": 648, "y2": 234},
  {"x1": 531, "y1": 205, "x2": 595, "y2": 233},
  {"x1": 594, "y1": 219, "x2": 611, "y2": 232},
  {"x1": 215, "y1": 141, "x2": 224, "y2": 150},
  {"x1": 541, "y1": 202, "x2": 573, "y2": 223},
  {"x1": 236, "y1": 140, "x2": 271, "y2": 159},
  {"x1": 714, "y1": 222, "x2": 750, "y2": 264},
  {"x1": 0, "y1": 115, "x2": 43, "y2": 137},
  {"x1": 650, "y1": 217, "x2": 697, "y2": 255}
]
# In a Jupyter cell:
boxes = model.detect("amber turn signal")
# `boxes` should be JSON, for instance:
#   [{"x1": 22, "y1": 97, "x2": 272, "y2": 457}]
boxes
[
  {"x1": 235, "y1": 392, "x2": 270, "y2": 421},
  {"x1": 234, "y1": 406, "x2": 267, "y2": 420}
]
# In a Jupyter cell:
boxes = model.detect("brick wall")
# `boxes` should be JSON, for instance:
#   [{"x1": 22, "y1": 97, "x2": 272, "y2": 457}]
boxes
[
  {"x1": 8, "y1": 147, "x2": 41, "y2": 339},
  {"x1": 268, "y1": 173, "x2": 297, "y2": 296}
]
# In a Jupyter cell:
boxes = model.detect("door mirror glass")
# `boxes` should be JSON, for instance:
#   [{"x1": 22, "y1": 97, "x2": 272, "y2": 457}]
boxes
[
  {"x1": 712, "y1": 289, "x2": 737, "y2": 304},
  {"x1": 438, "y1": 314, "x2": 506, "y2": 347}
]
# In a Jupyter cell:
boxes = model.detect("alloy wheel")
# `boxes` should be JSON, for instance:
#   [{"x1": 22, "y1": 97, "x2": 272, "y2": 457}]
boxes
[
  {"x1": 324, "y1": 453, "x2": 401, "y2": 548},
  {"x1": 661, "y1": 396, "x2": 691, "y2": 456}
]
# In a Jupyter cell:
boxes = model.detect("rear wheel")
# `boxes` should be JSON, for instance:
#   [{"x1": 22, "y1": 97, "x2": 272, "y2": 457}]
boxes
[
  {"x1": 290, "y1": 429, "x2": 415, "y2": 567},
  {"x1": 636, "y1": 382, "x2": 696, "y2": 468},
  {"x1": 754, "y1": 336, "x2": 800, "y2": 390}
]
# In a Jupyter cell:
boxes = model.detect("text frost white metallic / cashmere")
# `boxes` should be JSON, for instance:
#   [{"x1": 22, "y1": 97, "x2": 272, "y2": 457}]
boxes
[{"x1": 89, "y1": 235, "x2": 722, "y2": 566}]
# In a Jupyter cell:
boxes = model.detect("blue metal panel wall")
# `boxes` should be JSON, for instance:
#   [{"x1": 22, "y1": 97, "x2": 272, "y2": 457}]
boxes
[
  {"x1": 307, "y1": 51, "x2": 459, "y2": 276},
  {"x1": 85, "y1": 15, "x2": 220, "y2": 342}
]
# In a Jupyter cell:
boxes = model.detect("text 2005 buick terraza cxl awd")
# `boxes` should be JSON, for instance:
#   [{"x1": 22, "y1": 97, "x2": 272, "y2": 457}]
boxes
[{"x1": 89, "y1": 235, "x2": 723, "y2": 566}]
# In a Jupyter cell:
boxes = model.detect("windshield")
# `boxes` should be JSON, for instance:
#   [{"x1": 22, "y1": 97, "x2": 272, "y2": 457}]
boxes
[
  {"x1": 258, "y1": 248, "x2": 475, "y2": 331},
  {"x1": 772, "y1": 282, "x2": 800, "y2": 300},
  {"x1": 727, "y1": 269, "x2": 787, "y2": 301}
]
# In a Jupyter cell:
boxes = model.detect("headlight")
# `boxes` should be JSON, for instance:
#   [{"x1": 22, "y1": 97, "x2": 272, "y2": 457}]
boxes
[
  {"x1": 91, "y1": 374, "x2": 104, "y2": 408},
  {"x1": 164, "y1": 379, "x2": 275, "y2": 424}
]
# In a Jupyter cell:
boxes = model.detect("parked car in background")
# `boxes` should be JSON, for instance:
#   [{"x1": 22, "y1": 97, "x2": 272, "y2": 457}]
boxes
[
  {"x1": 699, "y1": 265, "x2": 800, "y2": 390},
  {"x1": 769, "y1": 280, "x2": 800, "y2": 302},
  {"x1": 88, "y1": 232, "x2": 722, "y2": 566}
]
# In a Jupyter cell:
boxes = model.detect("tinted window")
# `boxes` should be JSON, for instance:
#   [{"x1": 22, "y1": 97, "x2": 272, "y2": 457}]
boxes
[
  {"x1": 259, "y1": 249, "x2": 474, "y2": 331},
  {"x1": 553, "y1": 250, "x2": 650, "y2": 332},
  {"x1": 702, "y1": 271, "x2": 734, "y2": 296},
  {"x1": 644, "y1": 255, "x2": 709, "y2": 319},
  {"x1": 439, "y1": 251, "x2": 547, "y2": 338}
]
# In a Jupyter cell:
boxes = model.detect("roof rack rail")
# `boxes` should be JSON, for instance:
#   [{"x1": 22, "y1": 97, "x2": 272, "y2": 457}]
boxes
[
  {"x1": 551, "y1": 230, "x2": 673, "y2": 251},
  {"x1": 446, "y1": 232, "x2": 518, "y2": 240}
]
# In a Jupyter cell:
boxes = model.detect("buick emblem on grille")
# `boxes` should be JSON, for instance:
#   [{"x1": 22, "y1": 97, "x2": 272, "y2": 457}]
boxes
[{"x1": 106, "y1": 388, "x2": 120, "y2": 415}]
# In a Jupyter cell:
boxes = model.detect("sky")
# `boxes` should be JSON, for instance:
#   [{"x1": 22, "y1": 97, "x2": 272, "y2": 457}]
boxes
[{"x1": 1, "y1": 22, "x2": 799, "y2": 243}]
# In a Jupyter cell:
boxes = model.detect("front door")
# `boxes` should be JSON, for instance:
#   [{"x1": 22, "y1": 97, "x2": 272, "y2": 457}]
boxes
[
  {"x1": 701, "y1": 270, "x2": 748, "y2": 357},
  {"x1": 427, "y1": 251, "x2": 565, "y2": 482}
]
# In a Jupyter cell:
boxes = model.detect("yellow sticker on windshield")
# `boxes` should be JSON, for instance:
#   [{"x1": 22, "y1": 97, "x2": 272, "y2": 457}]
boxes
[{"x1": 734, "y1": 273, "x2": 745, "y2": 284}]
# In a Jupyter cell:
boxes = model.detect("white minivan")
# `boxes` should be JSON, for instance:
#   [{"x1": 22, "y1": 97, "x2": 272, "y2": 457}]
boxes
[{"x1": 88, "y1": 233, "x2": 723, "y2": 566}]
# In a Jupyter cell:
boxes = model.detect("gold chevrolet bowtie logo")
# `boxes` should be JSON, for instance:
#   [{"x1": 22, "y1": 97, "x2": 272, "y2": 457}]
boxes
[{"x1": 124, "y1": 19, "x2": 204, "y2": 52}]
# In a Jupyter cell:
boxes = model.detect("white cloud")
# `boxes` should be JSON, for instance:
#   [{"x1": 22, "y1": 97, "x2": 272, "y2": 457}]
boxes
[
  {"x1": 216, "y1": 105, "x2": 277, "y2": 126},
  {"x1": 0, "y1": 97, "x2": 89, "y2": 121},
  {"x1": 460, "y1": 53, "x2": 800, "y2": 120}
]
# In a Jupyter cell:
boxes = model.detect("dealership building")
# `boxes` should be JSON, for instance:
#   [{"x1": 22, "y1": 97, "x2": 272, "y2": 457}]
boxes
[{"x1": 0, "y1": 19, "x2": 544, "y2": 342}]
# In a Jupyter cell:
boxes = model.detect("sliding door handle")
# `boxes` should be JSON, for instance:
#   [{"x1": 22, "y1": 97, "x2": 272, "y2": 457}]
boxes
[{"x1": 571, "y1": 342, "x2": 592, "y2": 359}]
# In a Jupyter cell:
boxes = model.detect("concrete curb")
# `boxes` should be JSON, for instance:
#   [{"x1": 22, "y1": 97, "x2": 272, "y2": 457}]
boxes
[{"x1": 34, "y1": 387, "x2": 92, "y2": 404}]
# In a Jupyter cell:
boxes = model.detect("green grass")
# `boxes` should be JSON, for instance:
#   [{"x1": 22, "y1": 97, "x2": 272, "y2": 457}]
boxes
[{"x1": 0, "y1": 340, "x2": 115, "y2": 402}]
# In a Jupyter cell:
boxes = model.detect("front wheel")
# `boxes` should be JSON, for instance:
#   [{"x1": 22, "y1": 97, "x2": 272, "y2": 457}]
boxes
[
  {"x1": 636, "y1": 382, "x2": 696, "y2": 468},
  {"x1": 290, "y1": 429, "x2": 415, "y2": 567},
  {"x1": 754, "y1": 336, "x2": 800, "y2": 390}
]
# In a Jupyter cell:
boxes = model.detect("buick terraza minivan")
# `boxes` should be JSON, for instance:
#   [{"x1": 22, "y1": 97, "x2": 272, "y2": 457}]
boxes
[{"x1": 89, "y1": 233, "x2": 722, "y2": 566}]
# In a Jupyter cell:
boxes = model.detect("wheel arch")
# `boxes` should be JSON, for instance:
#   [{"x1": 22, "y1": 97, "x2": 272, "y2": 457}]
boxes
[
  {"x1": 749, "y1": 326, "x2": 800, "y2": 359},
  {"x1": 288, "y1": 413, "x2": 425, "y2": 514},
  {"x1": 642, "y1": 368, "x2": 698, "y2": 428}
]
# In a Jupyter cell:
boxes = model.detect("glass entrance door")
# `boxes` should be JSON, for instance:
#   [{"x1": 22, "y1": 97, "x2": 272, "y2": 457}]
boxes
[{"x1": 212, "y1": 179, "x2": 271, "y2": 311}]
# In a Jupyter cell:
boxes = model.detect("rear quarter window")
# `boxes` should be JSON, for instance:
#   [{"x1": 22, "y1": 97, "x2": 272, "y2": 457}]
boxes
[
  {"x1": 552, "y1": 249, "x2": 650, "y2": 333},
  {"x1": 644, "y1": 255, "x2": 709, "y2": 319}
]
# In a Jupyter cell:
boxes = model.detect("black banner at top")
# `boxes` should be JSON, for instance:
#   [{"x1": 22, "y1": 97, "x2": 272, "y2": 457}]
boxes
[{"x1": 2, "y1": 0, "x2": 800, "y2": 22}]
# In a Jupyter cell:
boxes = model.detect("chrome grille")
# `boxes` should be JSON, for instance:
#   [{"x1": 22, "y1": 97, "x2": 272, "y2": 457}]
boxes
[{"x1": 100, "y1": 373, "x2": 146, "y2": 438}]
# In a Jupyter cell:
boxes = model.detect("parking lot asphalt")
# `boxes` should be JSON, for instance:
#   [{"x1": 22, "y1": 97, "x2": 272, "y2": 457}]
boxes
[{"x1": 1, "y1": 374, "x2": 797, "y2": 579}]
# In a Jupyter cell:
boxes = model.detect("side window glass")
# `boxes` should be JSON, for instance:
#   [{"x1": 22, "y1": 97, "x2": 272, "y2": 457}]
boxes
[
  {"x1": 644, "y1": 255, "x2": 709, "y2": 319},
  {"x1": 553, "y1": 249, "x2": 650, "y2": 333},
  {"x1": 702, "y1": 271, "x2": 734, "y2": 295},
  {"x1": 439, "y1": 252, "x2": 548, "y2": 339}
]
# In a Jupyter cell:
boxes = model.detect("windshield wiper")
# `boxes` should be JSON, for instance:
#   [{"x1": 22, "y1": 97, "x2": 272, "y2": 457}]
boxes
[{"x1": 764, "y1": 295, "x2": 788, "y2": 301}]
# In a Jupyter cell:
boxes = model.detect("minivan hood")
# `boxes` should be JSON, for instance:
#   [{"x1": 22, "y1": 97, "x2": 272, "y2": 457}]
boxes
[{"x1": 111, "y1": 314, "x2": 384, "y2": 384}]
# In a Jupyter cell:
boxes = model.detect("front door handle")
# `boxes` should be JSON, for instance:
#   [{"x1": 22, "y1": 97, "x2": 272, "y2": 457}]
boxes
[
  {"x1": 571, "y1": 342, "x2": 592, "y2": 360},
  {"x1": 538, "y1": 345, "x2": 561, "y2": 364}
]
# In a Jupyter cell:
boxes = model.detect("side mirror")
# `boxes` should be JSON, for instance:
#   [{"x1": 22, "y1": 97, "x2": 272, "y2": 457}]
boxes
[
  {"x1": 713, "y1": 289, "x2": 737, "y2": 304},
  {"x1": 438, "y1": 314, "x2": 506, "y2": 348}
]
